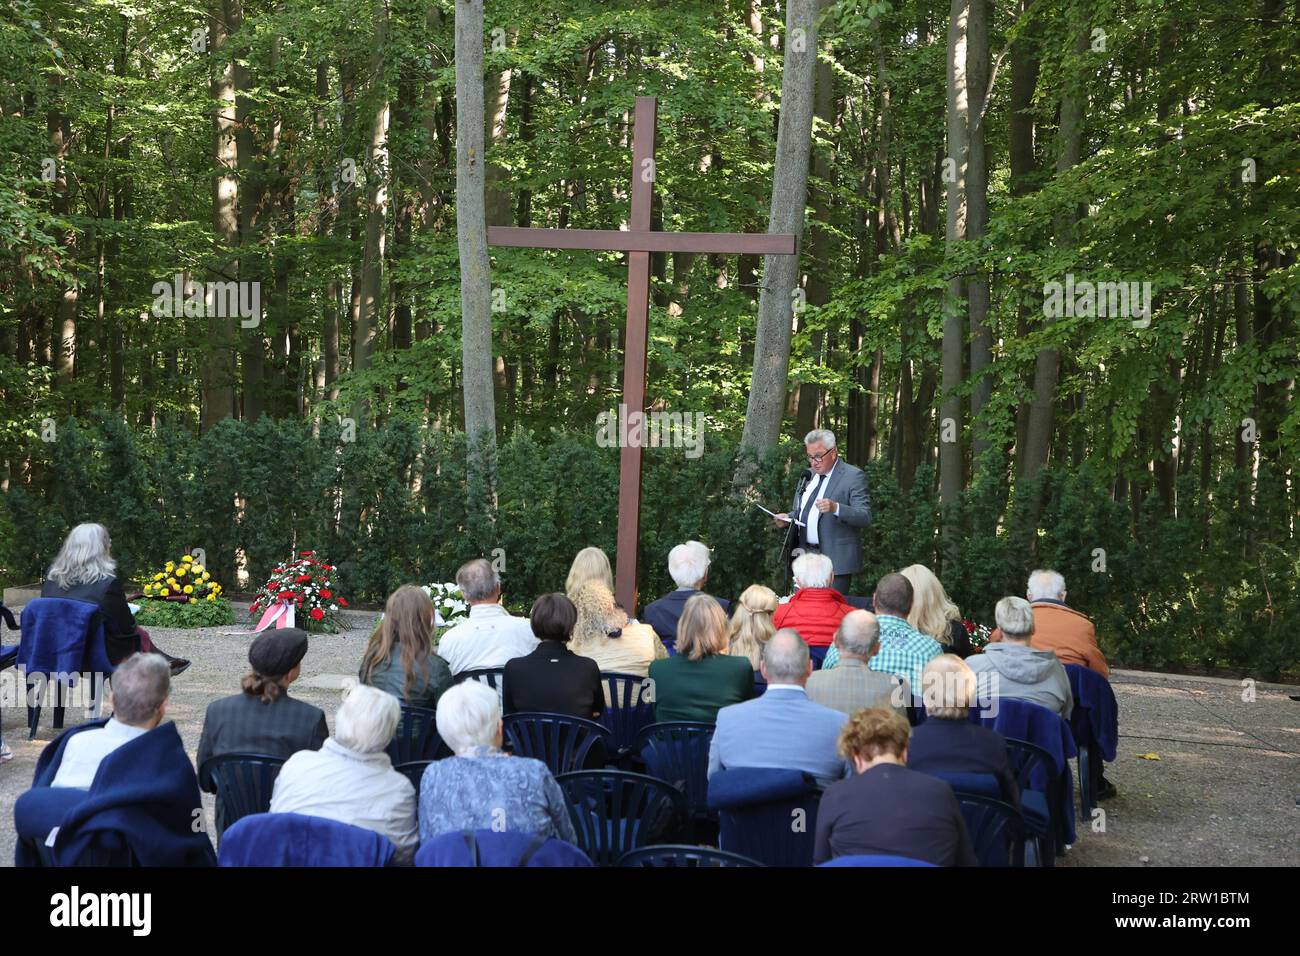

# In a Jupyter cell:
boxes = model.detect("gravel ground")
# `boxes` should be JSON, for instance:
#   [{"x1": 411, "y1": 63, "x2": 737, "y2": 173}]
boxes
[{"x1": 1, "y1": 613, "x2": 1296, "y2": 867}]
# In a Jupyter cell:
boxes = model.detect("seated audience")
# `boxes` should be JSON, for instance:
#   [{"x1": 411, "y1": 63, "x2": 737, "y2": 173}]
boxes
[
  {"x1": 270, "y1": 684, "x2": 418, "y2": 864},
  {"x1": 642, "y1": 541, "x2": 731, "y2": 649},
  {"x1": 968, "y1": 597, "x2": 1074, "y2": 718},
  {"x1": 907, "y1": 654, "x2": 1019, "y2": 804},
  {"x1": 503, "y1": 593, "x2": 603, "y2": 720},
  {"x1": 649, "y1": 593, "x2": 753, "y2": 723},
  {"x1": 727, "y1": 584, "x2": 778, "y2": 671},
  {"x1": 814, "y1": 708, "x2": 976, "y2": 867},
  {"x1": 772, "y1": 553, "x2": 853, "y2": 659},
  {"x1": 565, "y1": 546, "x2": 614, "y2": 602},
  {"x1": 708, "y1": 629, "x2": 851, "y2": 788},
  {"x1": 15, "y1": 652, "x2": 216, "y2": 866},
  {"x1": 435, "y1": 559, "x2": 538, "y2": 675},
  {"x1": 359, "y1": 585, "x2": 453, "y2": 708},
  {"x1": 418, "y1": 681, "x2": 578, "y2": 844},
  {"x1": 196, "y1": 628, "x2": 328, "y2": 829},
  {"x1": 900, "y1": 564, "x2": 974, "y2": 658},
  {"x1": 989, "y1": 570, "x2": 1110, "y2": 678},
  {"x1": 806, "y1": 610, "x2": 908, "y2": 717},
  {"x1": 52, "y1": 652, "x2": 172, "y2": 788},
  {"x1": 823, "y1": 572, "x2": 941, "y2": 694},
  {"x1": 40, "y1": 522, "x2": 189, "y2": 674},
  {"x1": 571, "y1": 580, "x2": 667, "y2": 677}
]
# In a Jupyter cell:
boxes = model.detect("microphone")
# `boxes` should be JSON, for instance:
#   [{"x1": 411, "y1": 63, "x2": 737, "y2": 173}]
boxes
[{"x1": 799, "y1": 468, "x2": 812, "y2": 484}]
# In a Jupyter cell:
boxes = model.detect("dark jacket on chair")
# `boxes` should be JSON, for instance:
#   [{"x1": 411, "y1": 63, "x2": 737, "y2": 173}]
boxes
[
  {"x1": 814, "y1": 763, "x2": 977, "y2": 867},
  {"x1": 907, "y1": 716, "x2": 1019, "y2": 805},
  {"x1": 41, "y1": 574, "x2": 138, "y2": 663},
  {"x1": 16, "y1": 719, "x2": 216, "y2": 867},
  {"x1": 503, "y1": 640, "x2": 604, "y2": 719}
]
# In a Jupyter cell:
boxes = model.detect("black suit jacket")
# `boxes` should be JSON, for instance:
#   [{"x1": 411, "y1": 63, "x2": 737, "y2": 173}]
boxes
[
  {"x1": 642, "y1": 589, "x2": 732, "y2": 646},
  {"x1": 814, "y1": 763, "x2": 978, "y2": 866},
  {"x1": 907, "y1": 716, "x2": 1019, "y2": 805},
  {"x1": 195, "y1": 692, "x2": 329, "y2": 786},
  {"x1": 503, "y1": 641, "x2": 604, "y2": 720},
  {"x1": 41, "y1": 574, "x2": 138, "y2": 663}
]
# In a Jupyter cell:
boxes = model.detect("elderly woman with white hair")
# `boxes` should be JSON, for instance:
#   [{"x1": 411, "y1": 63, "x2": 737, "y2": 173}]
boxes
[
  {"x1": 41, "y1": 522, "x2": 189, "y2": 675},
  {"x1": 772, "y1": 552, "x2": 853, "y2": 667},
  {"x1": 270, "y1": 684, "x2": 418, "y2": 863},
  {"x1": 418, "y1": 681, "x2": 577, "y2": 845}
]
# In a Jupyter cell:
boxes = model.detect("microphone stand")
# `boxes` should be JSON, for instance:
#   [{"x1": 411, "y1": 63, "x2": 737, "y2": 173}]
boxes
[{"x1": 780, "y1": 470, "x2": 810, "y2": 591}]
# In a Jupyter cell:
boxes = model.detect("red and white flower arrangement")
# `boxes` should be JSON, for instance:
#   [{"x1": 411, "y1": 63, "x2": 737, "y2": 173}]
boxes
[
  {"x1": 250, "y1": 551, "x2": 349, "y2": 633},
  {"x1": 962, "y1": 618, "x2": 993, "y2": 650}
]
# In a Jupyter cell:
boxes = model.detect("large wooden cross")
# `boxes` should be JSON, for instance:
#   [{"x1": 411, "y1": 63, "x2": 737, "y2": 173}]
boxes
[{"x1": 488, "y1": 96, "x2": 796, "y2": 613}]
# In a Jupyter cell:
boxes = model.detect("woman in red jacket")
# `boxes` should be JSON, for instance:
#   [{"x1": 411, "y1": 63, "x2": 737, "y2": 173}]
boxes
[{"x1": 773, "y1": 553, "x2": 853, "y2": 667}]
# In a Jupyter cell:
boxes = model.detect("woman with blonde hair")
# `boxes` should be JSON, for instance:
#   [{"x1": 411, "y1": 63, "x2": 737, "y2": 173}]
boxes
[
  {"x1": 898, "y1": 564, "x2": 973, "y2": 658},
  {"x1": 570, "y1": 580, "x2": 666, "y2": 677},
  {"x1": 727, "y1": 584, "x2": 778, "y2": 671},
  {"x1": 359, "y1": 585, "x2": 452, "y2": 709},
  {"x1": 565, "y1": 546, "x2": 614, "y2": 601},
  {"x1": 650, "y1": 593, "x2": 753, "y2": 722}
]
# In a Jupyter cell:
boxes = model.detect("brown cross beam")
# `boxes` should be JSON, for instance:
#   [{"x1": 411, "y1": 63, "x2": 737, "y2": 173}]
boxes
[{"x1": 488, "y1": 96, "x2": 796, "y2": 614}]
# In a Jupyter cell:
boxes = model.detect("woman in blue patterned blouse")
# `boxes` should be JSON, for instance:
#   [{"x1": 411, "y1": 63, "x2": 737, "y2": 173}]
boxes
[{"x1": 418, "y1": 680, "x2": 578, "y2": 844}]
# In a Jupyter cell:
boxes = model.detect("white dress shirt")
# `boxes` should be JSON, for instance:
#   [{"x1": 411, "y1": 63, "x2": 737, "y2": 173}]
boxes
[
  {"x1": 270, "y1": 738, "x2": 418, "y2": 864},
  {"x1": 436, "y1": 603, "x2": 539, "y2": 675},
  {"x1": 51, "y1": 718, "x2": 150, "y2": 789},
  {"x1": 799, "y1": 461, "x2": 838, "y2": 546}
]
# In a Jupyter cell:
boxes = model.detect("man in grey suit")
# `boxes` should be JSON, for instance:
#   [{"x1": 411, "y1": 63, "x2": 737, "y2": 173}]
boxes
[
  {"x1": 707, "y1": 630, "x2": 852, "y2": 789},
  {"x1": 775, "y1": 429, "x2": 872, "y2": 594},
  {"x1": 806, "y1": 610, "x2": 910, "y2": 717}
]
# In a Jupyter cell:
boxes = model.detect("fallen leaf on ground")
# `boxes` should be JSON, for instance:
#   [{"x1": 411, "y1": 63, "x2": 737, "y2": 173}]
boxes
[{"x1": 1135, "y1": 752, "x2": 1161, "y2": 760}]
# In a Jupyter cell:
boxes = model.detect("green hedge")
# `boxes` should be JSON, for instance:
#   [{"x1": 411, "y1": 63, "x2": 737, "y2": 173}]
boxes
[{"x1": 1, "y1": 414, "x2": 1295, "y2": 679}]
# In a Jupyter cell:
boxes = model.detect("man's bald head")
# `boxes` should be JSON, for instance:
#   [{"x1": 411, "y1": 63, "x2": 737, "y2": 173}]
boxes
[
  {"x1": 834, "y1": 610, "x2": 880, "y2": 660},
  {"x1": 761, "y1": 627, "x2": 812, "y2": 686}
]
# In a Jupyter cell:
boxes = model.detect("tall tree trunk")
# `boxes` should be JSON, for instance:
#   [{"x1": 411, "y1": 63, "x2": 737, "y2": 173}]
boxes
[
  {"x1": 317, "y1": 63, "x2": 341, "y2": 401},
  {"x1": 202, "y1": 0, "x2": 240, "y2": 432},
  {"x1": 1009, "y1": 0, "x2": 1040, "y2": 479},
  {"x1": 939, "y1": 0, "x2": 970, "y2": 513},
  {"x1": 966, "y1": 0, "x2": 992, "y2": 465},
  {"x1": 455, "y1": 0, "x2": 499, "y2": 468},
  {"x1": 47, "y1": 66, "x2": 76, "y2": 388},
  {"x1": 738, "y1": 0, "x2": 820, "y2": 464},
  {"x1": 352, "y1": 0, "x2": 390, "y2": 426},
  {"x1": 1023, "y1": 23, "x2": 1089, "y2": 483}
]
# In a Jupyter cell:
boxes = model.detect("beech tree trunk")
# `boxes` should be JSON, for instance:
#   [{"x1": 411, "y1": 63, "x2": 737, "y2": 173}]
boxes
[{"x1": 738, "y1": 0, "x2": 821, "y2": 463}]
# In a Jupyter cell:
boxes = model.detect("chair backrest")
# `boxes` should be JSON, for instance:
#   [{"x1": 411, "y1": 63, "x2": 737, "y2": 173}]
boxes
[
  {"x1": 394, "y1": 760, "x2": 433, "y2": 791},
  {"x1": 415, "y1": 829, "x2": 593, "y2": 867},
  {"x1": 926, "y1": 771, "x2": 1002, "y2": 800},
  {"x1": 598, "y1": 671, "x2": 656, "y2": 755},
  {"x1": 709, "y1": 767, "x2": 821, "y2": 867},
  {"x1": 218, "y1": 812, "x2": 396, "y2": 866},
  {"x1": 197, "y1": 752, "x2": 286, "y2": 837},
  {"x1": 503, "y1": 712, "x2": 611, "y2": 775},
  {"x1": 454, "y1": 667, "x2": 506, "y2": 693},
  {"x1": 1063, "y1": 664, "x2": 1119, "y2": 762},
  {"x1": 617, "y1": 845, "x2": 762, "y2": 867},
  {"x1": 556, "y1": 770, "x2": 687, "y2": 866},
  {"x1": 633, "y1": 721, "x2": 715, "y2": 818},
  {"x1": 35, "y1": 832, "x2": 138, "y2": 866},
  {"x1": 18, "y1": 597, "x2": 114, "y2": 677},
  {"x1": 956, "y1": 794, "x2": 1025, "y2": 867},
  {"x1": 819, "y1": 854, "x2": 938, "y2": 868},
  {"x1": 1003, "y1": 737, "x2": 1056, "y2": 796},
  {"x1": 386, "y1": 704, "x2": 452, "y2": 765},
  {"x1": 969, "y1": 698, "x2": 1076, "y2": 847}
]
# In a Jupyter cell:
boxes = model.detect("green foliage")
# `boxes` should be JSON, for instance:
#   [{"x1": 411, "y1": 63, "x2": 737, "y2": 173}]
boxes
[{"x1": 134, "y1": 598, "x2": 235, "y2": 630}]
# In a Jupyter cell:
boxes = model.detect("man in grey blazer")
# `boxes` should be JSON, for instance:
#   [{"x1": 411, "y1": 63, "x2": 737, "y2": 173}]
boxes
[
  {"x1": 775, "y1": 429, "x2": 872, "y2": 594},
  {"x1": 707, "y1": 630, "x2": 852, "y2": 789}
]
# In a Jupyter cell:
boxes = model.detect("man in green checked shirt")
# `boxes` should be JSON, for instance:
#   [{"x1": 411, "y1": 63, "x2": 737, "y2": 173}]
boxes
[{"x1": 821, "y1": 573, "x2": 942, "y2": 695}]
